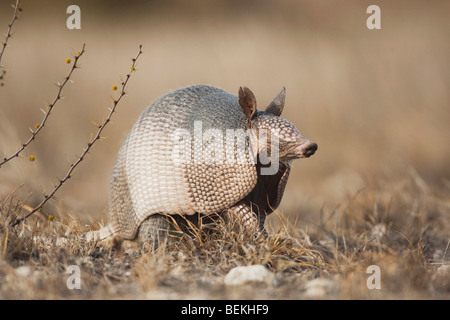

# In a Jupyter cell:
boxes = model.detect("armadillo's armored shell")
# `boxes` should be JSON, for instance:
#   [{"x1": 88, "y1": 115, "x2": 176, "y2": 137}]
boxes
[{"x1": 109, "y1": 85, "x2": 258, "y2": 239}]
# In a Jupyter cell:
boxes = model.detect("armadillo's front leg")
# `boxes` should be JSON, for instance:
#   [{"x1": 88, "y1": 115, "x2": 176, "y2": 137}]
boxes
[{"x1": 225, "y1": 201, "x2": 266, "y2": 235}]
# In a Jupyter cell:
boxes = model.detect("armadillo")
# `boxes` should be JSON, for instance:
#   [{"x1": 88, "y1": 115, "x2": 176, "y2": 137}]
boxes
[{"x1": 88, "y1": 85, "x2": 317, "y2": 244}]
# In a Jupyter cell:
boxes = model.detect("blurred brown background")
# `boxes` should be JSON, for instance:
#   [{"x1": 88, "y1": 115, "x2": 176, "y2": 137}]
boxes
[{"x1": 1, "y1": 0, "x2": 449, "y2": 223}]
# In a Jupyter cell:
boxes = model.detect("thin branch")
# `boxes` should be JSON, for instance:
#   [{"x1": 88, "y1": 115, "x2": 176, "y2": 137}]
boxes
[
  {"x1": 0, "y1": 0, "x2": 21, "y2": 83},
  {"x1": 0, "y1": 44, "x2": 86, "y2": 169},
  {"x1": 11, "y1": 44, "x2": 143, "y2": 227}
]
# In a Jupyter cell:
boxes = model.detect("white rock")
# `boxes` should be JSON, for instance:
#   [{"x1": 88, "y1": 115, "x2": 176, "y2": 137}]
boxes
[
  {"x1": 437, "y1": 264, "x2": 450, "y2": 274},
  {"x1": 14, "y1": 265, "x2": 33, "y2": 277},
  {"x1": 224, "y1": 265, "x2": 273, "y2": 286},
  {"x1": 304, "y1": 278, "x2": 337, "y2": 298}
]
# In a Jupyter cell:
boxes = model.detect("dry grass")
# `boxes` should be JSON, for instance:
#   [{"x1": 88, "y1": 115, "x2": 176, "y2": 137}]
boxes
[{"x1": 1, "y1": 172, "x2": 449, "y2": 299}]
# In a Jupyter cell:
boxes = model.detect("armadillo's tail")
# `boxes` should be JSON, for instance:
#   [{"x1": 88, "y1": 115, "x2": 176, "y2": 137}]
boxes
[{"x1": 83, "y1": 224, "x2": 120, "y2": 246}]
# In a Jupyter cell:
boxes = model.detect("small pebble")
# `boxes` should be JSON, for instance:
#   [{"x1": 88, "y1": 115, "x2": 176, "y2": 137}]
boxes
[
  {"x1": 224, "y1": 265, "x2": 273, "y2": 286},
  {"x1": 14, "y1": 266, "x2": 33, "y2": 277}
]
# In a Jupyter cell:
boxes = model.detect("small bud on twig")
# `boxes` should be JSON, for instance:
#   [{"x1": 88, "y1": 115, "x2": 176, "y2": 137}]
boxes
[
  {"x1": 0, "y1": 43, "x2": 86, "y2": 169},
  {"x1": 11, "y1": 44, "x2": 143, "y2": 228}
]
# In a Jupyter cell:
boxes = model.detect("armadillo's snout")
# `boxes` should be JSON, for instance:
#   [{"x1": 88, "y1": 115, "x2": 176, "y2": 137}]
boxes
[{"x1": 298, "y1": 141, "x2": 318, "y2": 158}]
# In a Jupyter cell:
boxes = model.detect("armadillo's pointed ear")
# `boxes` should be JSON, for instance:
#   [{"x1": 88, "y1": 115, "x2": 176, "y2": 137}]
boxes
[
  {"x1": 265, "y1": 87, "x2": 286, "y2": 116},
  {"x1": 238, "y1": 86, "x2": 257, "y2": 119}
]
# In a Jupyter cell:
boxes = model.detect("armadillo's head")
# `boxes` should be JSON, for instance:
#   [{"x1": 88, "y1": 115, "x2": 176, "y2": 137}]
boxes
[{"x1": 238, "y1": 86, "x2": 318, "y2": 167}]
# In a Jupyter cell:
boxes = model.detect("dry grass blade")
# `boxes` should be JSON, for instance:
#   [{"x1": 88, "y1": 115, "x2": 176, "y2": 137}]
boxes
[{"x1": 158, "y1": 211, "x2": 323, "y2": 274}]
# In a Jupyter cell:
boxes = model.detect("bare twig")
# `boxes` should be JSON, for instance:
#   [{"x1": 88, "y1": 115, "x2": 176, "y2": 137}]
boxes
[
  {"x1": 0, "y1": 44, "x2": 86, "y2": 169},
  {"x1": 11, "y1": 44, "x2": 143, "y2": 227},
  {"x1": 0, "y1": 0, "x2": 21, "y2": 84}
]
